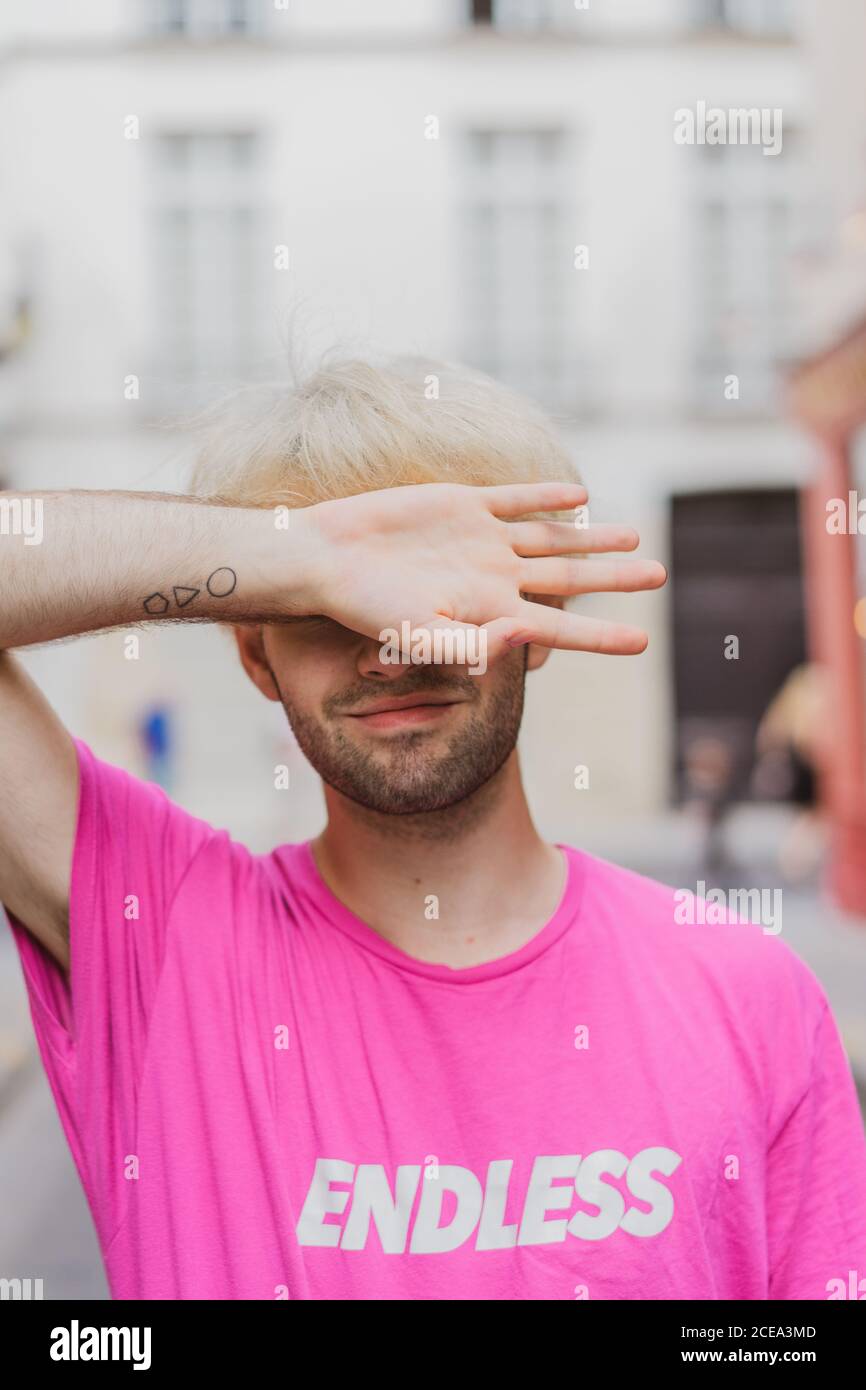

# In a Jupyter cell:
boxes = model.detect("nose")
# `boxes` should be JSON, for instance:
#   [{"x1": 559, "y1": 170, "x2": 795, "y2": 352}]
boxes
[{"x1": 355, "y1": 631, "x2": 414, "y2": 682}]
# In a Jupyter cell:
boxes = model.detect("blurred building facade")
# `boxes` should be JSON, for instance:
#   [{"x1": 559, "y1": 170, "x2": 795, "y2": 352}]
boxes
[
  {"x1": 789, "y1": 0, "x2": 866, "y2": 911},
  {"x1": 2, "y1": 0, "x2": 858, "y2": 864}
]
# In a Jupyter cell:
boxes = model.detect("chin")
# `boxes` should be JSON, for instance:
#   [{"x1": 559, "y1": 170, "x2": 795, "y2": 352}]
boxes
[{"x1": 345, "y1": 781, "x2": 458, "y2": 817}]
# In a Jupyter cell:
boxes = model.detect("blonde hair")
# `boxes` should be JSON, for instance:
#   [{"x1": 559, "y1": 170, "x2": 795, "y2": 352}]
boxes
[{"x1": 188, "y1": 355, "x2": 579, "y2": 510}]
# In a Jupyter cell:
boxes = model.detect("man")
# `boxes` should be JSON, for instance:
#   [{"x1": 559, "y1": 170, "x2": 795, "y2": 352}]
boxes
[{"x1": 1, "y1": 358, "x2": 865, "y2": 1301}]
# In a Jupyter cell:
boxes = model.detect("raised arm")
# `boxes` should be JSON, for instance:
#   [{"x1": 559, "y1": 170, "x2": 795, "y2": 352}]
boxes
[
  {"x1": 0, "y1": 490, "x2": 318, "y2": 969},
  {"x1": 0, "y1": 482, "x2": 664, "y2": 969}
]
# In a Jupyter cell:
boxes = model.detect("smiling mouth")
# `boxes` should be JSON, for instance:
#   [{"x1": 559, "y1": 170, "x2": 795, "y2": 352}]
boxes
[{"x1": 345, "y1": 696, "x2": 465, "y2": 730}]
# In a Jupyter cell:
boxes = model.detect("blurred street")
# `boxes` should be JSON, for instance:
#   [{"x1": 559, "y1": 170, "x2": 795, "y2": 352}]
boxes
[
  {"x1": 0, "y1": 1034, "x2": 108, "y2": 1300},
  {"x1": 2, "y1": 801, "x2": 865, "y2": 1301}
]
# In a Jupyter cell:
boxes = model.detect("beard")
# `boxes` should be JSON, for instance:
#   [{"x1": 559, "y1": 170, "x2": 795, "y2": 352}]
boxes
[{"x1": 273, "y1": 657, "x2": 527, "y2": 816}]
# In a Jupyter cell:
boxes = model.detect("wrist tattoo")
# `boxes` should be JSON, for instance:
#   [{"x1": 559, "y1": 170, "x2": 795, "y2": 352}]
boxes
[
  {"x1": 142, "y1": 567, "x2": 237, "y2": 615},
  {"x1": 206, "y1": 567, "x2": 238, "y2": 598}
]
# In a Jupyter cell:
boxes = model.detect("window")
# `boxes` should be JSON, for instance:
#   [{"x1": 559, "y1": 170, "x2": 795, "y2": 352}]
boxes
[
  {"x1": 671, "y1": 489, "x2": 806, "y2": 802},
  {"x1": 470, "y1": 0, "x2": 585, "y2": 32},
  {"x1": 460, "y1": 130, "x2": 583, "y2": 409},
  {"x1": 689, "y1": 136, "x2": 809, "y2": 414},
  {"x1": 688, "y1": 0, "x2": 796, "y2": 38},
  {"x1": 152, "y1": 133, "x2": 270, "y2": 387},
  {"x1": 150, "y1": 0, "x2": 260, "y2": 39}
]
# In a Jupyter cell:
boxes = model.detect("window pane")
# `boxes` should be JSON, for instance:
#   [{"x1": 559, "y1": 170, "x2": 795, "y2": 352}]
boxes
[
  {"x1": 152, "y1": 133, "x2": 267, "y2": 384},
  {"x1": 461, "y1": 128, "x2": 581, "y2": 407}
]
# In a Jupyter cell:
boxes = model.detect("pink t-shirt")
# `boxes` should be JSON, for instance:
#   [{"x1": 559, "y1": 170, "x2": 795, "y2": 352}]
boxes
[{"x1": 6, "y1": 738, "x2": 866, "y2": 1300}]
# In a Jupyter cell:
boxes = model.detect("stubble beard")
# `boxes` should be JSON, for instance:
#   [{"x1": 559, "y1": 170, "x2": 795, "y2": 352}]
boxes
[{"x1": 273, "y1": 659, "x2": 527, "y2": 819}]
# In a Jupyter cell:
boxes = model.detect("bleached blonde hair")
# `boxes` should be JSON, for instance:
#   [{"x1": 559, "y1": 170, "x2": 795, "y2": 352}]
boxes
[{"x1": 188, "y1": 355, "x2": 579, "y2": 510}]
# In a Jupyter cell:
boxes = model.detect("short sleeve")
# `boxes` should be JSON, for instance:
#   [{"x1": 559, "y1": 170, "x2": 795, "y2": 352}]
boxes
[
  {"x1": 766, "y1": 998, "x2": 866, "y2": 1299},
  {"x1": 3, "y1": 737, "x2": 215, "y2": 1246}
]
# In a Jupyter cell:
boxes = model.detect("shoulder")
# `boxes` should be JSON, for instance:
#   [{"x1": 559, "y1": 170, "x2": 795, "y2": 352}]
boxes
[{"x1": 568, "y1": 846, "x2": 828, "y2": 1043}]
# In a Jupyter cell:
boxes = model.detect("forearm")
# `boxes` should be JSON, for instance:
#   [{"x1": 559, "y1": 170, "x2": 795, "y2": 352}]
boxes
[{"x1": 0, "y1": 490, "x2": 314, "y2": 649}]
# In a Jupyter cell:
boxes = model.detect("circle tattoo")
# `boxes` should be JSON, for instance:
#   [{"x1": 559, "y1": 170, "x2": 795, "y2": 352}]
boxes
[{"x1": 206, "y1": 567, "x2": 237, "y2": 599}]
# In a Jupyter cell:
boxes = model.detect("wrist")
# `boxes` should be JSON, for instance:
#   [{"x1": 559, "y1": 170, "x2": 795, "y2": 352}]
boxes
[{"x1": 243, "y1": 501, "x2": 329, "y2": 619}]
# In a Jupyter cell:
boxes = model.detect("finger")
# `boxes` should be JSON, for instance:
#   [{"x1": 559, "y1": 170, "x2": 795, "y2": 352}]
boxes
[
  {"x1": 517, "y1": 557, "x2": 667, "y2": 597},
  {"x1": 509, "y1": 520, "x2": 640, "y2": 557},
  {"x1": 482, "y1": 481, "x2": 587, "y2": 519},
  {"x1": 402, "y1": 615, "x2": 489, "y2": 669},
  {"x1": 484, "y1": 604, "x2": 648, "y2": 657}
]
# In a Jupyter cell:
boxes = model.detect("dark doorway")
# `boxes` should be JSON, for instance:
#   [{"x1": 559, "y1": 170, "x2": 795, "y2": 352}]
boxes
[{"x1": 671, "y1": 488, "x2": 807, "y2": 803}]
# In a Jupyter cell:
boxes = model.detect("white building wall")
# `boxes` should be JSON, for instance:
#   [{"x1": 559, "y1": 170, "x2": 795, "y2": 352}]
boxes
[{"x1": 0, "y1": 1, "x2": 814, "y2": 847}]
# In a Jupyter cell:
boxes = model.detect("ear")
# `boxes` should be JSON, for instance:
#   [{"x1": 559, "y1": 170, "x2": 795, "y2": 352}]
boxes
[
  {"x1": 525, "y1": 595, "x2": 564, "y2": 673},
  {"x1": 233, "y1": 625, "x2": 282, "y2": 702}
]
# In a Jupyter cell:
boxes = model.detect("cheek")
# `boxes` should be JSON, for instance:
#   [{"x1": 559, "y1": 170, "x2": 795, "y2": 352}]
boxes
[
  {"x1": 454, "y1": 655, "x2": 522, "y2": 711},
  {"x1": 480, "y1": 646, "x2": 527, "y2": 683},
  {"x1": 265, "y1": 633, "x2": 353, "y2": 707}
]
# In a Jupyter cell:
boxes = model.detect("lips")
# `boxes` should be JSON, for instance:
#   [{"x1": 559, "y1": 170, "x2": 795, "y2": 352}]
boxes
[
  {"x1": 345, "y1": 693, "x2": 463, "y2": 730},
  {"x1": 347, "y1": 694, "x2": 459, "y2": 718}
]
